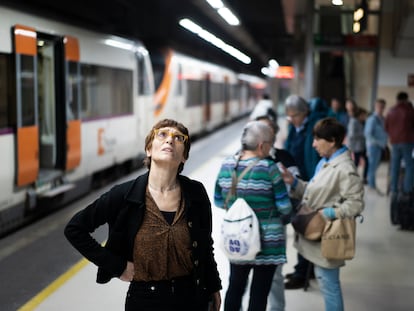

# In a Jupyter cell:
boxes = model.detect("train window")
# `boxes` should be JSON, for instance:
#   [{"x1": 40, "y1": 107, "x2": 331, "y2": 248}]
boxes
[
  {"x1": 80, "y1": 64, "x2": 133, "y2": 119},
  {"x1": 136, "y1": 53, "x2": 151, "y2": 95},
  {"x1": 0, "y1": 54, "x2": 11, "y2": 128},
  {"x1": 185, "y1": 80, "x2": 203, "y2": 107},
  {"x1": 175, "y1": 64, "x2": 183, "y2": 96},
  {"x1": 67, "y1": 61, "x2": 80, "y2": 120},
  {"x1": 20, "y1": 55, "x2": 36, "y2": 127},
  {"x1": 210, "y1": 82, "x2": 225, "y2": 103},
  {"x1": 151, "y1": 51, "x2": 166, "y2": 91}
]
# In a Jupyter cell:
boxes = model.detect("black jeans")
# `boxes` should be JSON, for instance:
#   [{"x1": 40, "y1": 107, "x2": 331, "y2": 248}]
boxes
[
  {"x1": 224, "y1": 263, "x2": 277, "y2": 311},
  {"x1": 125, "y1": 276, "x2": 208, "y2": 311}
]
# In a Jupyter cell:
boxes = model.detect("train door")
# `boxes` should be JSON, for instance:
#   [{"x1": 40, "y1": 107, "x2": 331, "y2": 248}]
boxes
[
  {"x1": 13, "y1": 25, "x2": 81, "y2": 190},
  {"x1": 203, "y1": 73, "x2": 211, "y2": 125},
  {"x1": 223, "y1": 76, "x2": 229, "y2": 119},
  {"x1": 13, "y1": 25, "x2": 39, "y2": 187}
]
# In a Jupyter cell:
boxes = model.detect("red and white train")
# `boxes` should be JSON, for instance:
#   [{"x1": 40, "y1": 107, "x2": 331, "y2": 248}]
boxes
[{"x1": 0, "y1": 5, "x2": 266, "y2": 236}]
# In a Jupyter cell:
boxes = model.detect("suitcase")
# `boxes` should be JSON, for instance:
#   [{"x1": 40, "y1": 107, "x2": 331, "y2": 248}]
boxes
[
  {"x1": 397, "y1": 193, "x2": 414, "y2": 230},
  {"x1": 390, "y1": 193, "x2": 400, "y2": 225}
]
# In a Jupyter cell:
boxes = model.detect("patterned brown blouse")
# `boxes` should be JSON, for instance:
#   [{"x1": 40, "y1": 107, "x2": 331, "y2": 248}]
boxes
[{"x1": 132, "y1": 188, "x2": 193, "y2": 281}]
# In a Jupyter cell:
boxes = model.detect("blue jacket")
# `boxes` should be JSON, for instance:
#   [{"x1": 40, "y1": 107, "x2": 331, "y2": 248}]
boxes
[
  {"x1": 285, "y1": 97, "x2": 329, "y2": 181},
  {"x1": 364, "y1": 113, "x2": 388, "y2": 148}
]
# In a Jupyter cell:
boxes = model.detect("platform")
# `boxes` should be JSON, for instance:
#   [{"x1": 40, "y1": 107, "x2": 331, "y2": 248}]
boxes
[{"x1": 12, "y1": 120, "x2": 414, "y2": 311}]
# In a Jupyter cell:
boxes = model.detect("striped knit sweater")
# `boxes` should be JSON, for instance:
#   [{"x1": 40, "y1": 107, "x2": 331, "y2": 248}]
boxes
[{"x1": 214, "y1": 156, "x2": 292, "y2": 265}]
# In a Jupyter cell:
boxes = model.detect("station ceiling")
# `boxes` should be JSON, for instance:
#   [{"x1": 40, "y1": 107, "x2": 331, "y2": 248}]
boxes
[{"x1": 3, "y1": 0, "x2": 308, "y2": 75}]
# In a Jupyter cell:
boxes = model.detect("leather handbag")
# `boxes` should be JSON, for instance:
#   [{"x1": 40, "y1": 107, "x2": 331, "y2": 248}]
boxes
[{"x1": 291, "y1": 202, "x2": 326, "y2": 241}]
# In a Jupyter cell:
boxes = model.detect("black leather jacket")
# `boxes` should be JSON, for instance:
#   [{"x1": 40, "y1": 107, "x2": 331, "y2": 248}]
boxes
[{"x1": 64, "y1": 172, "x2": 222, "y2": 299}]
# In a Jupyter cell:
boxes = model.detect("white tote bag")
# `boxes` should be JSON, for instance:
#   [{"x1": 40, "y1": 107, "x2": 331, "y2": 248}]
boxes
[{"x1": 220, "y1": 197, "x2": 261, "y2": 261}]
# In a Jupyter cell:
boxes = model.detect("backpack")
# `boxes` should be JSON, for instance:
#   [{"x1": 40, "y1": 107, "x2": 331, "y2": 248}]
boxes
[{"x1": 220, "y1": 159, "x2": 261, "y2": 261}]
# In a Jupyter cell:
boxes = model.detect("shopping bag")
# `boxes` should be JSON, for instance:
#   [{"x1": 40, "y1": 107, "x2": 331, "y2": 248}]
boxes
[{"x1": 321, "y1": 217, "x2": 356, "y2": 260}]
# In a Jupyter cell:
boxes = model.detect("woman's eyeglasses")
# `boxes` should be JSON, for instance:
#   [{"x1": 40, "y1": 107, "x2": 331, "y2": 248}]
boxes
[{"x1": 153, "y1": 128, "x2": 188, "y2": 144}]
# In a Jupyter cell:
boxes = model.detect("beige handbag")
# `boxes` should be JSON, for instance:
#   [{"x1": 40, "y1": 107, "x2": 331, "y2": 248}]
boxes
[{"x1": 321, "y1": 217, "x2": 357, "y2": 260}]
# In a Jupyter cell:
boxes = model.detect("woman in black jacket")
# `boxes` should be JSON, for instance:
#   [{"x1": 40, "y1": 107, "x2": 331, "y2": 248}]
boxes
[{"x1": 65, "y1": 119, "x2": 221, "y2": 311}]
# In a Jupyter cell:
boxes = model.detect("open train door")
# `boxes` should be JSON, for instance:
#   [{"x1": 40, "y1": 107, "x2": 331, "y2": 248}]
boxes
[
  {"x1": 13, "y1": 25, "x2": 39, "y2": 187},
  {"x1": 63, "y1": 36, "x2": 81, "y2": 171}
]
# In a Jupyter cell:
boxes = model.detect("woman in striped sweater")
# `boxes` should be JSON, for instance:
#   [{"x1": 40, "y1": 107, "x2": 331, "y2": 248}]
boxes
[{"x1": 214, "y1": 121, "x2": 292, "y2": 311}]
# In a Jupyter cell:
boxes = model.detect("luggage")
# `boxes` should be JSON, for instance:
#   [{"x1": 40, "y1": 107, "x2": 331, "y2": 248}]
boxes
[
  {"x1": 391, "y1": 192, "x2": 414, "y2": 230},
  {"x1": 398, "y1": 194, "x2": 414, "y2": 230}
]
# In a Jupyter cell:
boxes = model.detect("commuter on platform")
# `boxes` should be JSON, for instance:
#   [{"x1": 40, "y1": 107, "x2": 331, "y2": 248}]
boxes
[
  {"x1": 385, "y1": 92, "x2": 414, "y2": 198},
  {"x1": 364, "y1": 99, "x2": 388, "y2": 193},
  {"x1": 280, "y1": 117, "x2": 364, "y2": 311},
  {"x1": 284, "y1": 95, "x2": 329, "y2": 289},
  {"x1": 347, "y1": 104, "x2": 369, "y2": 184},
  {"x1": 214, "y1": 121, "x2": 292, "y2": 311},
  {"x1": 328, "y1": 98, "x2": 348, "y2": 128},
  {"x1": 65, "y1": 119, "x2": 221, "y2": 311},
  {"x1": 254, "y1": 114, "x2": 299, "y2": 311},
  {"x1": 250, "y1": 93, "x2": 277, "y2": 122}
]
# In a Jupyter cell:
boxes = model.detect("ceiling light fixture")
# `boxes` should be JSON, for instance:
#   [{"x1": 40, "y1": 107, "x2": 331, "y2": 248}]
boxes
[
  {"x1": 206, "y1": 0, "x2": 240, "y2": 26},
  {"x1": 332, "y1": 0, "x2": 343, "y2": 5},
  {"x1": 206, "y1": 0, "x2": 224, "y2": 9},
  {"x1": 179, "y1": 18, "x2": 251, "y2": 64}
]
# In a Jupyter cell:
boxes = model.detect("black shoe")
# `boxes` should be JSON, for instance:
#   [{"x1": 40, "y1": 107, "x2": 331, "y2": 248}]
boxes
[
  {"x1": 284, "y1": 277, "x2": 306, "y2": 290},
  {"x1": 284, "y1": 273, "x2": 294, "y2": 280}
]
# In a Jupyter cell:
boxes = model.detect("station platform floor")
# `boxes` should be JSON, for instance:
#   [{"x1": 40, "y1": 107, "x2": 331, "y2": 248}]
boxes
[{"x1": 15, "y1": 119, "x2": 414, "y2": 311}]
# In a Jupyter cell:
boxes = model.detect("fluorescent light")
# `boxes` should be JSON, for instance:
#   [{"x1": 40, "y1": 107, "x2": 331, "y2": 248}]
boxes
[
  {"x1": 179, "y1": 18, "x2": 251, "y2": 64},
  {"x1": 332, "y1": 0, "x2": 343, "y2": 5},
  {"x1": 206, "y1": 0, "x2": 224, "y2": 9},
  {"x1": 268, "y1": 59, "x2": 279, "y2": 68},
  {"x1": 206, "y1": 0, "x2": 240, "y2": 26},
  {"x1": 353, "y1": 22, "x2": 361, "y2": 33},
  {"x1": 217, "y1": 7, "x2": 240, "y2": 26},
  {"x1": 354, "y1": 8, "x2": 364, "y2": 21}
]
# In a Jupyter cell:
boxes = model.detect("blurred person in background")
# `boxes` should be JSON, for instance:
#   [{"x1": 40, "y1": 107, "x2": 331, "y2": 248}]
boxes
[
  {"x1": 364, "y1": 99, "x2": 388, "y2": 194},
  {"x1": 385, "y1": 92, "x2": 414, "y2": 199}
]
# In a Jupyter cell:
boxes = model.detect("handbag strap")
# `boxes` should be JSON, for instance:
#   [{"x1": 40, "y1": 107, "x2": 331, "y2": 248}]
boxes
[{"x1": 224, "y1": 157, "x2": 259, "y2": 210}]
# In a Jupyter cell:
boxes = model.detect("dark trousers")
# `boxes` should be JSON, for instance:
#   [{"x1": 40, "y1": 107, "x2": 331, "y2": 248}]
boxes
[
  {"x1": 224, "y1": 263, "x2": 277, "y2": 311},
  {"x1": 125, "y1": 276, "x2": 208, "y2": 311},
  {"x1": 354, "y1": 150, "x2": 369, "y2": 180},
  {"x1": 293, "y1": 253, "x2": 312, "y2": 279}
]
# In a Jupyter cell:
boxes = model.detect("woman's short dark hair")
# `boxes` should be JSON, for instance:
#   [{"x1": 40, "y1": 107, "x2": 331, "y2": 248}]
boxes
[
  {"x1": 313, "y1": 117, "x2": 346, "y2": 148},
  {"x1": 143, "y1": 119, "x2": 191, "y2": 173}
]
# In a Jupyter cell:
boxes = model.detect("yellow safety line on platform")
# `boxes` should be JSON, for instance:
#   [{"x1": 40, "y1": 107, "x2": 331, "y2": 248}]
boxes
[{"x1": 17, "y1": 258, "x2": 89, "y2": 311}]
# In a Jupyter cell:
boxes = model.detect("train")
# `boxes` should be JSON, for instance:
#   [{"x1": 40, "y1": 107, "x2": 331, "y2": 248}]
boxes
[{"x1": 0, "y1": 5, "x2": 266, "y2": 237}]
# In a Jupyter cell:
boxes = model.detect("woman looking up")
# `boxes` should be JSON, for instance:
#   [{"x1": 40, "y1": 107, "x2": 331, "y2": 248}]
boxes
[{"x1": 65, "y1": 119, "x2": 221, "y2": 311}]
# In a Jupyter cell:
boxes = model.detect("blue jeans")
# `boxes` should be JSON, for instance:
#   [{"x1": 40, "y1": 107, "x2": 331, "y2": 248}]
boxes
[
  {"x1": 367, "y1": 145, "x2": 382, "y2": 188},
  {"x1": 267, "y1": 265, "x2": 285, "y2": 311},
  {"x1": 314, "y1": 265, "x2": 343, "y2": 311},
  {"x1": 390, "y1": 143, "x2": 414, "y2": 193}
]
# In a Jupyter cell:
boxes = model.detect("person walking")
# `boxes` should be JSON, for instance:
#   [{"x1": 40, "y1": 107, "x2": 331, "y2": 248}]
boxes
[
  {"x1": 214, "y1": 121, "x2": 292, "y2": 311},
  {"x1": 364, "y1": 99, "x2": 388, "y2": 193},
  {"x1": 347, "y1": 104, "x2": 369, "y2": 184},
  {"x1": 65, "y1": 119, "x2": 222, "y2": 311}
]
